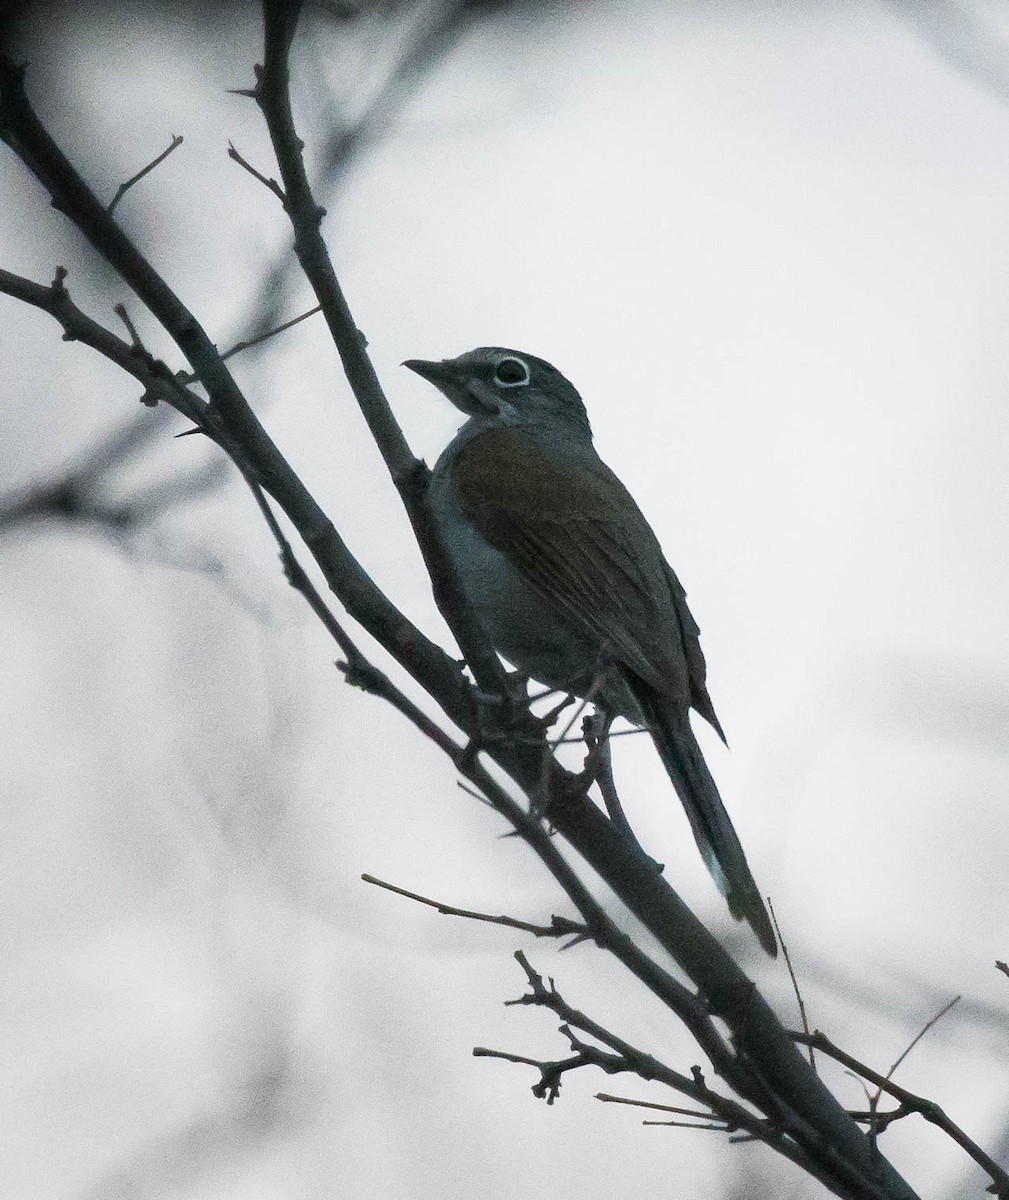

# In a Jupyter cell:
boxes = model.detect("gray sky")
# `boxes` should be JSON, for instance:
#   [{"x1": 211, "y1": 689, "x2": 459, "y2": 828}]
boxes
[{"x1": 2, "y1": 2, "x2": 1008, "y2": 1196}]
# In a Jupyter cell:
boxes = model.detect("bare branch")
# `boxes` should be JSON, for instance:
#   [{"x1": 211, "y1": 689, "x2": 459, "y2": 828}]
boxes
[
  {"x1": 0, "y1": 50, "x2": 473, "y2": 730},
  {"x1": 0, "y1": 266, "x2": 204, "y2": 421},
  {"x1": 0, "y1": 31, "x2": 965, "y2": 1200},
  {"x1": 642, "y1": 1117, "x2": 729, "y2": 1130},
  {"x1": 479, "y1": 953, "x2": 882, "y2": 1194},
  {"x1": 790, "y1": 1029, "x2": 1009, "y2": 1197},
  {"x1": 255, "y1": 1, "x2": 512, "y2": 706},
  {"x1": 225, "y1": 0, "x2": 488, "y2": 351}
]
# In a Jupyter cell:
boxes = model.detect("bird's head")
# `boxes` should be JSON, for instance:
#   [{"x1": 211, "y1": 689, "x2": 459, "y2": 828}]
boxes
[{"x1": 404, "y1": 347, "x2": 591, "y2": 436}]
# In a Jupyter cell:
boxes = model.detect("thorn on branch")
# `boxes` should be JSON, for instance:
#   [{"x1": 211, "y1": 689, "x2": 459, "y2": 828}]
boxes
[
  {"x1": 455, "y1": 778, "x2": 494, "y2": 808},
  {"x1": 340, "y1": 656, "x2": 386, "y2": 696}
]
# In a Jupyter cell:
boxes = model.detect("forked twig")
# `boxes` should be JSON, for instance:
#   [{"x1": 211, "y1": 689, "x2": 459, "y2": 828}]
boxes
[{"x1": 790, "y1": 1028, "x2": 1009, "y2": 1197}]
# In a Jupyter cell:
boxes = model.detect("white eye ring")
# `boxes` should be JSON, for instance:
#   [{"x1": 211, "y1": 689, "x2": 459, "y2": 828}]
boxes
[{"x1": 493, "y1": 356, "x2": 530, "y2": 388}]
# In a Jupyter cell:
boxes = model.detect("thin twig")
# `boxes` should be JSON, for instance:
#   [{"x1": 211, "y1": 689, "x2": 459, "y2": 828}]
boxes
[
  {"x1": 107, "y1": 133, "x2": 183, "y2": 214},
  {"x1": 456, "y1": 779, "x2": 493, "y2": 806},
  {"x1": 553, "y1": 724, "x2": 652, "y2": 745},
  {"x1": 884, "y1": 995, "x2": 960, "y2": 1084},
  {"x1": 220, "y1": 302, "x2": 321, "y2": 364},
  {"x1": 642, "y1": 1118, "x2": 729, "y2": 1130},
  {"x1": 596, "y1": 1092, "x2": 716, "y2": 1121},
  {"x1": 472, "y1": 1046, "x2": 591, "y2": 1105},
  {"x1": 113, "y1": 302, "x2": 145, "y2": 353},
  {"x1": 361, "y1": 873, "x2": 587, "y2": 940},
  {"x1": 227, "y1": 140, "x2": 286, "y2": 202},
  {"x1": 178, "y1": 303, "x2": 322, "y2": 384},
  {"x1": 847, "y1": 1106, "x2": 909, "y2": 1134},
  {"x1": 768, "y1": 897, "x2": 814, "y2": 1070}
]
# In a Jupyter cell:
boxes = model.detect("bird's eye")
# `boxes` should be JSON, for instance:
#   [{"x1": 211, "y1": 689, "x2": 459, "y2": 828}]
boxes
[{"x1": 493, "y1": 356, "x2": 530, "y2": 387}]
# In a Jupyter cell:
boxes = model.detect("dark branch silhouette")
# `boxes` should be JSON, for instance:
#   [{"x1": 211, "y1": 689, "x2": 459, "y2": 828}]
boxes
[{"x1": 1, "y1": 6, "x2": 1004, "y2": 1197}]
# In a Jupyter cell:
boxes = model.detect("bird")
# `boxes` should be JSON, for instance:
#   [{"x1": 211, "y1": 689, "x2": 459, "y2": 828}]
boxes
[{"x1": 404, "y1": 347, "x2": 776, "y2": 957}]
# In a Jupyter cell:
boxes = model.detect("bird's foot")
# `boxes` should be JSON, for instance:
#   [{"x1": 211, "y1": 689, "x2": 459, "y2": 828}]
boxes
[{"x1": 469, "y1": 671, "x2": 573, "y2": 751}]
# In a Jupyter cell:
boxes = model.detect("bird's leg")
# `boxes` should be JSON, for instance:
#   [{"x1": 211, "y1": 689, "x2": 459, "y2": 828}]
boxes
[
  {"x1": 583, "y1": 711, "x2": 630, "y2": 833},
  {"x1": 468, "y1": 665, "x2": 530, "y2": 712},
  {"x1": 537, "y1": 690, "x2": 579, "y2": 729},
  {"x1": 582, "y1": 710, "x2": 663, "y2": 874},
  {"x1": 471, "y1": 663, "x2": 583, "y2": 757},
  {"x1": 465, "y1": 666, "x2": 552, "y2": 752}
]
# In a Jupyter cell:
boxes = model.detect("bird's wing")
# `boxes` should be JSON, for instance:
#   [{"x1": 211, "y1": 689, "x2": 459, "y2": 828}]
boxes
[
  {"x1": 662, "y1": 562, "x2": 725, "y2": 741},
  {"x1": 452, "y1": 425, "x2": 698, "y2": 703}
]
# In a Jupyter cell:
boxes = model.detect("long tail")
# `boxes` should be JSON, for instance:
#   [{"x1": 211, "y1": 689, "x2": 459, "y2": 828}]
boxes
[{"x1": 633, "y1": 686, "x2": 777, "y2": 957}]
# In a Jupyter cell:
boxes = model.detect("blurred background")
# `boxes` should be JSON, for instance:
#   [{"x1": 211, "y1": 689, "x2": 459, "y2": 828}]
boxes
[{"x1": 1, "y1": 1, "x2": 1008, "y2": 1196}]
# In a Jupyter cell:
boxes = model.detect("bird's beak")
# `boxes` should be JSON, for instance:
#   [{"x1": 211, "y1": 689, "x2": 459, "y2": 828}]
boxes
[
  {"x1": 403, "y1": 356, "x2": 498, "y2": 417},
  {"x1": 402, "y1": 358, "x2": 456, "y2": 388}
]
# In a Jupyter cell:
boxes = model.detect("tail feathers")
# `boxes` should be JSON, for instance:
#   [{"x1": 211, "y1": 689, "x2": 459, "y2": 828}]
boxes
[{"x1": 635, "y1": 688, "x2": 777, "y2": 957}]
